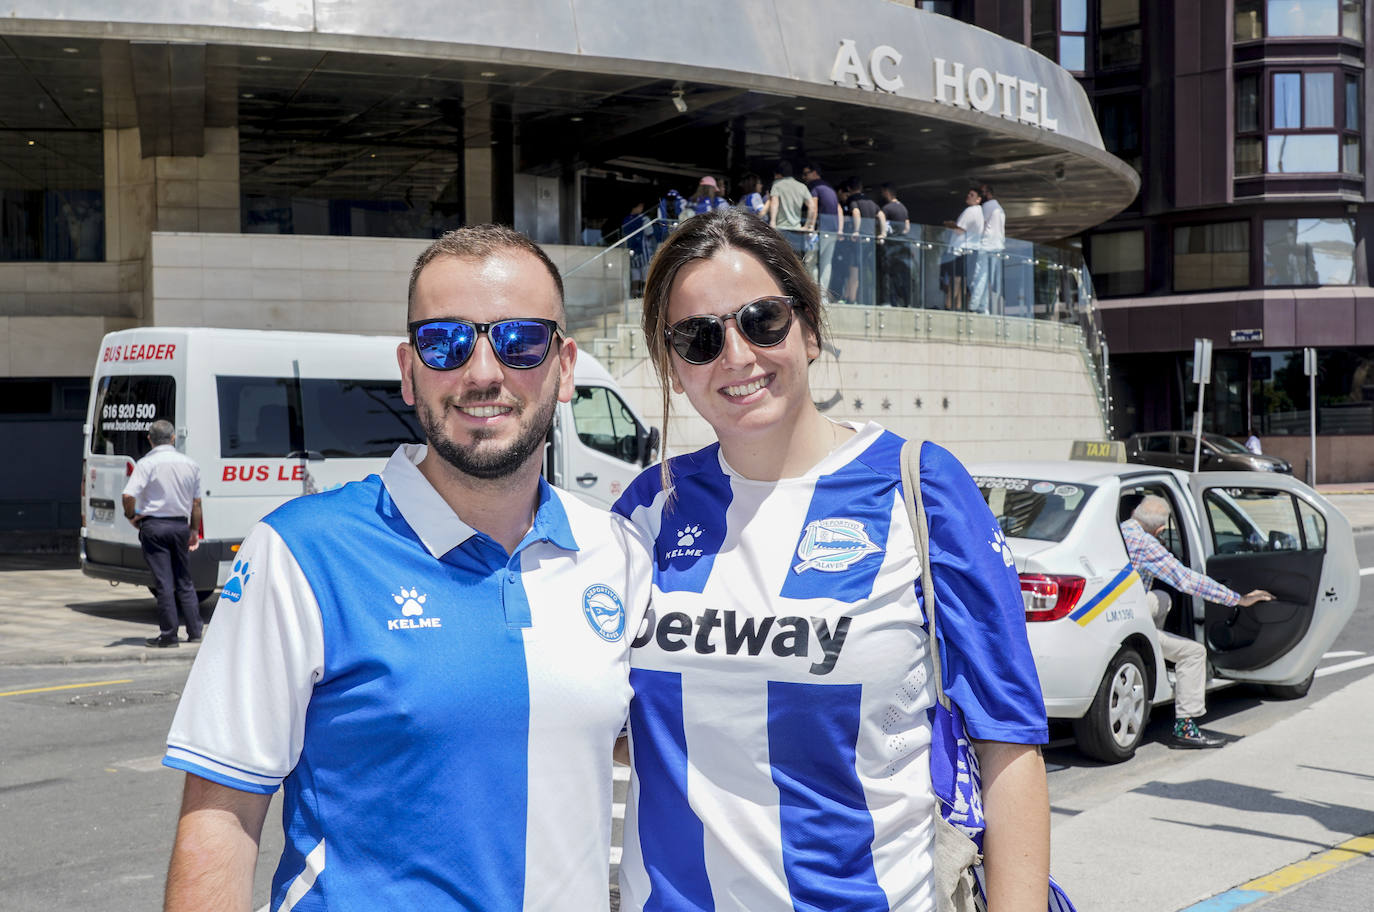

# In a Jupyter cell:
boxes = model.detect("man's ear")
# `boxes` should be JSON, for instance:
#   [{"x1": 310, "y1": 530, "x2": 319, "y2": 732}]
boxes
[{"x1": 397, "y1": 342, "x2": 416, "y2": 406}]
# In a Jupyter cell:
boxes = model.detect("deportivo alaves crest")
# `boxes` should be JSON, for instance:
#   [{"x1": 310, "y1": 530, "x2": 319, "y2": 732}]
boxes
[{"x1": 793, "y1": 518, "x2": 881, "y2": 573}]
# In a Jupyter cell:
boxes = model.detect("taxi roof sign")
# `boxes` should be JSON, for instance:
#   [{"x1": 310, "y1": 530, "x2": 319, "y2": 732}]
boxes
[{"x1": 1070, "y1": 440, "x2": 1126, "y2": 462}]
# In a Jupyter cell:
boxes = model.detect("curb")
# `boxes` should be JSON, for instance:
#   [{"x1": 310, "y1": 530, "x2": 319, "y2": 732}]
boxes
[
  {"x1": 1180, "y1": 834, "x2": 1374, "y2": 911},
  {"x1": 0, "y1": 647, "x2": 200, "y2": 667}
]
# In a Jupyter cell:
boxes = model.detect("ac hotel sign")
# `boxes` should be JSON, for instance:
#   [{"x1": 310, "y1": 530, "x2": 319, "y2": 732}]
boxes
[{"x1": 830, "y1": 39, "x2": 1060, "y2": 132}]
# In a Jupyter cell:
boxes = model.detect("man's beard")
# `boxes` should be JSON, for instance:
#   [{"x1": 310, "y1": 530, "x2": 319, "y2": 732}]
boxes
[{"x1": 416, "y1": 376, "x2": 559, "y2": 481}]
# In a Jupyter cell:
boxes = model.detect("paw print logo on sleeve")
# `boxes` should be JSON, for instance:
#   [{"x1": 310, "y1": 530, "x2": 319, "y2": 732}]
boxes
[
  {"x1": 989, "y1": 528, "x2": 1014, "y2": 568},
  {"x1": 220, "y1": 559, "x2": 253, "y2": 603}
]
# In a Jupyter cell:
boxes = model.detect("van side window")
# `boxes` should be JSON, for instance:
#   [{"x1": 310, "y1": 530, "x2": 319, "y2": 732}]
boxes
[
  {"x1": 571, "y1": 385, "x2": 641, "y2": 464},
  {"x1": 218, "y1": 376, "x2": 422, "y2": 459},
  {"x1": 217, "y1": 377, "x2": 299, "y2": 457},
  {"x1": 91, "y1": 375, "x2": 176, "y2": 457},
  {"x1": 300, "y1": 379, "x2": 422, "y2": 458}
]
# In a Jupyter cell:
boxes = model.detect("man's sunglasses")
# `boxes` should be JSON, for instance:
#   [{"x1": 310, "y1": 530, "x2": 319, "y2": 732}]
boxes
[
  {"x1": 408, "y1": 318, "x2": 562, "y2": 371},
  {"x1": 665, "y1": 295, "x2": 795, "y2": 365}
]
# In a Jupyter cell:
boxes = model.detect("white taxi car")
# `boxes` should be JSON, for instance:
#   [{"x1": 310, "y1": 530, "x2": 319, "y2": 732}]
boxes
[{"x1": 965, "y1": 456, "x2": 1361, "y2": 762}]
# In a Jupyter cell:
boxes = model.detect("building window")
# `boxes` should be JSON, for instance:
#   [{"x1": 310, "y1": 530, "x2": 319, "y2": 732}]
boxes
[
  {"x1": 1098, "y1": 0, "x2": 1141, "y2": 68},
  {"x1": 1032, "y1": 0, "x2": 1087, "y2": 72},
  {"x1": 1236, "y1": 74, "x2": 1263, "y2": 175},
  {"x1": 0, "y1": 132, "x2": 105, "y2": 262},
  {"x1": 1235, "y1": 0, "x2": 1363, "y2": 40},
  {"x1": 1236, "y1": 68, "x2": 1362, "y2": 174},
  {"x1": 1174, "y1": 222, "x2": 1250, "y2": 291},
  {"x1": 1098, "y1": 94, "x2": 1142, "y2": 173},
  {"x1": 1252, "y1": 347, "x2": 1374, "y2": 435},
  {"x1": 240, "y1": 136, "x2": 462, "y2": 239},
  {"x1": 1262, "y1": 217, "x2": 1356, "y2": 285},
  {"x1": 1089, "y1": 229, "x2": 1145, "y2": 296}
]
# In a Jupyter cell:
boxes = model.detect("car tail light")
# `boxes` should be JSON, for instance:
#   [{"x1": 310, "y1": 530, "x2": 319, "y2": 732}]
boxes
[
  {"x1": 126, "y1": 459, "x2": 135, "y2": 476},
  {"x1": 1020, "y1": 574, "x2": 1086, "y2": 622}
]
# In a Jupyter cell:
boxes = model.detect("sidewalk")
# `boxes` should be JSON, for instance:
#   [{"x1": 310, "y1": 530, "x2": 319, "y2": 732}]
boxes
[
  {"x1": 1051, "y1": 671, "x2": 1374, "y2": 911},
  {"x1": 1316, "y1": 486, "x2": 1374, "y2": 533},
  {"x1": 0, "y1": 554, "x2": 204, "y2": 665}
]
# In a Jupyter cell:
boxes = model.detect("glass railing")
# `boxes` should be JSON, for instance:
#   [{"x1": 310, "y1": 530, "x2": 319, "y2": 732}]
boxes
[{"x1": 563, "y1": 216, "x2": 1113, "y2": 434}]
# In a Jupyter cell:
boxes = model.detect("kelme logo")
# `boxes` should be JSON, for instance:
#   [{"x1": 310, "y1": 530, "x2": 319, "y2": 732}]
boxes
[{"x1": 220, "y1": 560, "x2": 252, "y2": 603}]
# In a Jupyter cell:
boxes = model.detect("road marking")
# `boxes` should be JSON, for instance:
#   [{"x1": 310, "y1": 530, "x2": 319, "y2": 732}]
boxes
[
  {"x1": 613, "y1": 764, "x2": 630, "y2": 782},
  {"x1": 1323, "y1": 650, "x2": 1365, "y2": 659},
  {"x1": 114, "y1": 755, "x2": 167, "y2": 773},
  {"x1": 1360, "y1": 567, "x2": 1374, "y2": 576},
  {"x1": 1181, "y1": 834, "x2": 1374, "y2": 911},
  {"x1": 1315, "y1": 655, "x2": 1374, "y2": 678},
  {"x1": 0, "y1": 679, "x2": 133, "y2": 698}
]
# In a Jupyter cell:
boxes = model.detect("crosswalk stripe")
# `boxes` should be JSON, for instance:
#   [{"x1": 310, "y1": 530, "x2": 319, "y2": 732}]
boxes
[{"x1": 1316, "y1": 655, "x2": 1374, "y2": 678}]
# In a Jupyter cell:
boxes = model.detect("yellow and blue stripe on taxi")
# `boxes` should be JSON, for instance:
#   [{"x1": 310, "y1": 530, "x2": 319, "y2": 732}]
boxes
[{"x1": 1068, "y1": 566, "x2": 1141, "y2": 626}]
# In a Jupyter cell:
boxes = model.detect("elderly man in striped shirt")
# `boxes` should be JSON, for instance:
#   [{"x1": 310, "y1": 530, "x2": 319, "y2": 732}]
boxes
[{"x1": 1120, "y1": 495, "x2": 1274, "y2": 748}]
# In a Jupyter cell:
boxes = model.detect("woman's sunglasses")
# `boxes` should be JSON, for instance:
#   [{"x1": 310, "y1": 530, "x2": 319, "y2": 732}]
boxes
[
  {"x1": 664, "y1": 295, "x2": 796, "y2": 365},
  {"x1": 408, "y1": 318, "x2": 562, "y2": 371}
]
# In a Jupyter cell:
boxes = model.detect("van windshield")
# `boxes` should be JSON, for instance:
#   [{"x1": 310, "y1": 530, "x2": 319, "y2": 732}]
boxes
[
  {"x1": 972, "y1": 475, "x2": 1097, "y2": 543},
  {"x1": 91, "y1": 375, "x2": 176, "y2": 457},
  {"x1": 217, "y1": 376, "x2": 421, "y2": 458}
]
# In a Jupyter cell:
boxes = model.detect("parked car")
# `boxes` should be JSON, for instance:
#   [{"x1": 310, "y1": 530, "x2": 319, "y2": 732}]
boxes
[
  {"x1": 965, "y1": 458, "x2": 1358, "y2": 762},
  {"x1": 1125, "y1": 431, "x2": 1292, "y2": 474}
]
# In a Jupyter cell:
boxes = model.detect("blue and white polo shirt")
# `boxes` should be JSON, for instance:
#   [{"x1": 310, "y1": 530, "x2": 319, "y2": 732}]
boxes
[
  {"x1": 164, "y1": 443, "x2": 651, "y2": 911},
  {"x1": 611, "y1": 422, "x2": 1046, "y2": 912}
]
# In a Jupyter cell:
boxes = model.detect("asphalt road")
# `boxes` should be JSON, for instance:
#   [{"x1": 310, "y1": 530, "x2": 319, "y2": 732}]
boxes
[{"x1": 1, "y1": 533, "x2": 1370, "y2": 912}]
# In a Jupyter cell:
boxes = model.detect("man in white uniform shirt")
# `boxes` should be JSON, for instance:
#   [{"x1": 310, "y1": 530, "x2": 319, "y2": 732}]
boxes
[{"x1": 122, "y1": 419, "x2": 203, "y2": 647}]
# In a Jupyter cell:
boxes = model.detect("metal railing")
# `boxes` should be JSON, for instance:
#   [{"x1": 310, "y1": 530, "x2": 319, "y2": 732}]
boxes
[{"x1": 563, "y1": 217, "x2": 1114, "y2": 436}]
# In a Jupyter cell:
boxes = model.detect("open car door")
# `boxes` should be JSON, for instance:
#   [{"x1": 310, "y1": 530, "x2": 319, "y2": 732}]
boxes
[{"x1": 1186, "y1": 472, "x2": 1360, "y2": 688}]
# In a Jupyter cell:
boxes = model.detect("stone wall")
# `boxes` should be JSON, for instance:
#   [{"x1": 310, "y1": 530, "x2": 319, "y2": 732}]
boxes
[{"x1": 145, "y1": 231, "x2": 626, "y2": 335}]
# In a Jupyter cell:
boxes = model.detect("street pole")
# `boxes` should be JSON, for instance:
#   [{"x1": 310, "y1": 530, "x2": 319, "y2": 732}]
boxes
[
  {"x1": 1304, "y1": 347, "x2": 1317, "y2": 486},
  {"x1": 1192, "y1": 337, "x2": 1213, "y2": 474}
]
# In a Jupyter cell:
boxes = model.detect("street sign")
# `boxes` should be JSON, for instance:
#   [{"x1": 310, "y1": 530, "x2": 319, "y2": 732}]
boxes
[
  {"x1": 1304, "y1": 347, "x2": 1317, "y2": 376},
  {"x1": 1191, "y1": 338, "x2": 1213, "y2": 472},
  {"x1": 1230, "y1": 328, "x2": 1263, "y2": 343},
  {"x1": 1192, "y1": 337, "x2": 1213, "y2": 384}
]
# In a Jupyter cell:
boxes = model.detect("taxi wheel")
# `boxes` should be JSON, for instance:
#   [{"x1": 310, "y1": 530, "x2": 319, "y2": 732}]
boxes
[
  {"x1": 196, "y1": 589, "x2": 216, "y2": 605},
  {"x1": 1072, "y1": 647, "x2": 1150, "y2": 763},
  {"x1": 1264, "y1": 670, "x2": 1314, "y2": 700}
]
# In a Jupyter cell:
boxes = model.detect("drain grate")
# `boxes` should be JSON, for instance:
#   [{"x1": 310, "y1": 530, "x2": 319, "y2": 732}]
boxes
[{"x1": 67, "y1": 689, "x2": 181, "y2": 709}]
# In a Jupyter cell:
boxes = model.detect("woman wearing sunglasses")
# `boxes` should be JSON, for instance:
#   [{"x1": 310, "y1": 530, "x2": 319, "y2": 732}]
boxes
[{"x1": 612, "y1": 208, "x2": 1051, "y2": 911}]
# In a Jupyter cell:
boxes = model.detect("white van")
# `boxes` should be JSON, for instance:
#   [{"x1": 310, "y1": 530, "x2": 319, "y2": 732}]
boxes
[{"x1": 81, "y1": 327, "x2": 657, "y2": 599}]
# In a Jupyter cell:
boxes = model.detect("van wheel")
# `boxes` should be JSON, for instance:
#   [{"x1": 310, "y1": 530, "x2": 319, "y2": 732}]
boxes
[
  {"x1": 196, "y1": 589, "x2": 217, "y2": 604},
  {"x1": 1072, "y1": 647, "x2": 1150, "y2": 763},
  {"x1": 1264, "y1": 670, "x2": 1314, "y2": 700}
]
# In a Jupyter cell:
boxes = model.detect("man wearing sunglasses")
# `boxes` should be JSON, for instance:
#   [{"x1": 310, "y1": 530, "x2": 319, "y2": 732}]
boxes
[{"x1": 161, "y1": 225, "x2": 651, "y2": 912}]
